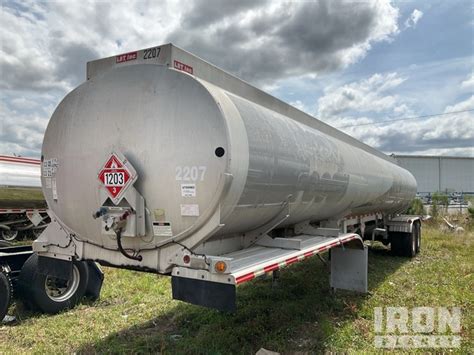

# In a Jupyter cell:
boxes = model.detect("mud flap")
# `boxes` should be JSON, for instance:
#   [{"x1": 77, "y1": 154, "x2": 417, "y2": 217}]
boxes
[
  {"x1": 330, "y1": 246, "x2": 368, "y2": 293},
  {"x1": 171, "y1": 276, "x2": 236, "y2": 312},
  {"x1": 85, "y1": 262, "x2": 104, "y2": 301}
]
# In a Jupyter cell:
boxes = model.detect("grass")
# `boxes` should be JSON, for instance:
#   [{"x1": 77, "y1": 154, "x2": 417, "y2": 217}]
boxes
[
  {"x1": 0, "y1": 188, "x2": 44, "y2": 201},
  {"x1": 1, "y1": 224, "x2": 472, "y2": 354},
  {"x1": 0, "y1": 187, "x2": 46, "y2": 209}
]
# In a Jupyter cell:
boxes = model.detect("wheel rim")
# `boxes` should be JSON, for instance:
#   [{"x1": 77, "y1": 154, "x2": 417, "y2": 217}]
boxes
[
  {"x1": 412, "y1": 230, "x2": 416, "y2": 255},
  {"x1": 45, "y1": 265, "x2": 80, "y2": 302},
  {"x1": 1, "y1": 230, "x2": 18, "y2": 241}
]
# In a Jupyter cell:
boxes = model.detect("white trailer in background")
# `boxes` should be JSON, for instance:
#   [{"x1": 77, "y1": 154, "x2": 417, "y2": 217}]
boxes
[
  {"x1": 0, "y1": 155, "x2": 48, "y2": 241},
  {"x1": 14, "y1": 44, "x2": 420, "y2": 313}
]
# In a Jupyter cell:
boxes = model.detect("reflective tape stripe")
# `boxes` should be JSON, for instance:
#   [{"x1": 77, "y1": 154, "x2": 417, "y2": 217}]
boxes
[
  {"x1": 263, "y1": 263, "x2": 279, "y2": 273},
  {"x1": 236, "y1": 273, "x2": 255, "y2": 284},
  {"x1": 235, "y1": 234, "x2": 358, "y2": 285},
  {"x1": 0, "y1": 209, "x2": 47, "y2": 213},
  {"x1": 345, "y1": 212, "x2": 382, "y2": 220},
  {"x1": 0, "y1": 155, "x2": 41, "y2": 165}
]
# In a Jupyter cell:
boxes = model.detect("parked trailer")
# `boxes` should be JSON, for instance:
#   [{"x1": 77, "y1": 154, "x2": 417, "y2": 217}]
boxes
[
  {"x1": 0, "y1": 155, "x2": 49, "y2": 241},
  {"x1": 0, "y1": 241, "x2": 103, "y2": 321},
  {"x1": 14, "y1": 44, "x2": 420, "y2": 314}
]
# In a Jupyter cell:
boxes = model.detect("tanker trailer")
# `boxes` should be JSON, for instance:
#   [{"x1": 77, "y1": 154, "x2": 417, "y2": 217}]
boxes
[
  {"x1": 24, "y1": 44, "x2": 420, "y2": 312},
  {"x1": 0, "y1": 155, "x2": 49, "y2": 241}
]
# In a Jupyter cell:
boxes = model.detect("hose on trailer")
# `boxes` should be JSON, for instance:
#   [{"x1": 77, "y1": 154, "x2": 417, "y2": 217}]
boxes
[{"x1": 115, "y1": 229, "x2": 143, "y2": 262}]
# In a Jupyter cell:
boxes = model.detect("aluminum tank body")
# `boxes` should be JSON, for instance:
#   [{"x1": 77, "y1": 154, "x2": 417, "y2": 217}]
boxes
[
  {"x1": 0, "y1": 155, "x2": 45, "y2": 209},
  {"x1": 41, "y1": 65, "x2": 416, "y2": 251}
]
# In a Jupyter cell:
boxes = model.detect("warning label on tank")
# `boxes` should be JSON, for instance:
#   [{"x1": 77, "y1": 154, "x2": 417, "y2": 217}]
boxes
[
  {"x1": 181, "y1": 183, "x2": 196, "y2": 197},
  {"x1": 180, "y1": 204, "x2": 199, "y2": 216},
  {"x1": 153, "y1": 221, "x2": 173, "y2": 237},
  {"x1": 42, "y1": 158, "x2": 58, "y2": 177}
]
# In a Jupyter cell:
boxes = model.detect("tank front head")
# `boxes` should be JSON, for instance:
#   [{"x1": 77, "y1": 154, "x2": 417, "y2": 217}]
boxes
[{"x1": 41, "y1": 64, "x2": 230, "y2": 247}]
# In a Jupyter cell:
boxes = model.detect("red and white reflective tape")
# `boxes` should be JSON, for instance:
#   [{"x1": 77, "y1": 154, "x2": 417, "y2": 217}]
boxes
[
  {"x1": 344, "y1": 212, "x2": 382, "y2": 220},
  {"x1": 0, "y1": 155, "x2": 41, "y2": 165},
  {"x1": 0, "y1": 208, "x2": 47, "y2": 214},
  {"x1": 234, "y1": 234, "x2": 360, "y2": 285}
]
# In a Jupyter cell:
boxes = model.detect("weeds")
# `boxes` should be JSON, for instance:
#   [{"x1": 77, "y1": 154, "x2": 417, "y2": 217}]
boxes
[{"x1": 0, "y1": 224, "x2": 472, "y2": 354}]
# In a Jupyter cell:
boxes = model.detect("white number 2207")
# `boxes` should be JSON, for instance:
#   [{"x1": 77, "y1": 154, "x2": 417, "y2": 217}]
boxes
[{"x1": 175, "y1": 166, "x2": 206, "y2": 181}]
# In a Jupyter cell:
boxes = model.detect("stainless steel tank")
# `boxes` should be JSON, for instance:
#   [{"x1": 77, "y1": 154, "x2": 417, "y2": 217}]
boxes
[
  {"x1": 41, "y1": 63, "x2": 416, "y2": 251},
  {"x1": 0, "y1": 156, "x2": 45, "y2": 209}
]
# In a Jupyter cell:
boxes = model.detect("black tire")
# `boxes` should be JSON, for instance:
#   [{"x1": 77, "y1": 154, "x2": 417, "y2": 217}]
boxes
[
  {"x1": 1, "y1": 230, "x2": 18, "y2": 241},
  {"x1": 0, "y1": 270, "x2": 12, "y2": 322},
  {"x1": 390, "y1": 232, "x2": 416, "y2": 258},
  {"x1": 415, "y1": 223, "x2": 421, "y2": 254},
  {"x1": 390, "y1": 232, "x2": 403, "y2": 256},
  {"x1": 18, "y1": 254, "x2": 89, "y2": 314}
]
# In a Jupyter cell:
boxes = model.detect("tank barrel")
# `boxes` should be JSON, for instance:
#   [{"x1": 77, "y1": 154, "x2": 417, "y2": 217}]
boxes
[{"x1": 37, "y1": 44, "x2": 417, "y2": 274}]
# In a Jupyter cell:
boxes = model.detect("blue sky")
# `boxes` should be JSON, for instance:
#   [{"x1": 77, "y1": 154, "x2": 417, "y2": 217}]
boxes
[
  {"x1": 269, "y1": 1, "x2": 473, "y2": 155},
  {"x1": 276, "y1": 1, "x2": 472, "y2": 107},
  {"x1": 0, "y1": 0, "x2": 473, "y2": 157}
]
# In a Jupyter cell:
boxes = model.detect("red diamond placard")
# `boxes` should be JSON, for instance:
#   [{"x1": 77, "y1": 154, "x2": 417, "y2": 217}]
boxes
[{"x1": 98, "y1": 154, "x2": 132, "y2": 200}]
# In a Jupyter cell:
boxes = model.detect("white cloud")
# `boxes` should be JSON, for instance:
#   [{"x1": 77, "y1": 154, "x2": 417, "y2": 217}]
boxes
[
  {"x1": 337, "y1": 108, "x2": 474, "y2": 156},
  {"x1": 444, "y1": 94, "x2": 474, "y2": 112},
  {"x1": 0, "y1": 1, "x2": 181, "y2": 92},
  {"x1": 461, "y1": 73, "x2": 474, "y2": 90},
  {"x1": 396, "y1": 147, "x2": 473, "y2": 157},
  {"x1": 317, "y1": 72, "x2": 407, "y2": 118},
  {"x1": 0, "y1": 1, "x2": 469, "y2": 158},
  {"x1": 168, "y1": 0, "x2": 400, "y2": 84},
  {"x1": 0, "y1": 101, "x2": 49, "y2": 157},
  {"x1": 1, "y1": 0, "x2": 402, "y2": 90},
  {"x1": 0, "y1": 91, "x2": 57, "y2": 157},
  {"x1": 317, "y1": 73, "x2": 473, "y2": 156},
  {"x1": 404, "y1": 9, "x2": 424, "y2": 29},
  {"x1": 0, "y1": 0, "x2": 403, "y2": 157},
  {"x1": 290, "y1": 100, "x2": 311, "y2": 114}
]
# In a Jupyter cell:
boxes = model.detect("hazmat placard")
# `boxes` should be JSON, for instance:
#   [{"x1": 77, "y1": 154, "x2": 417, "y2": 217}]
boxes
[{"x1": 98, "y1": 153, "x2": 132, "y2": 200}]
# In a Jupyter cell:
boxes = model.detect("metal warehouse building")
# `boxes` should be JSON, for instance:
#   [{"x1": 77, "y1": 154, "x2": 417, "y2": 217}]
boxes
[{"x1": 393, "y1": 155, "x2": 474, "y2": 193}]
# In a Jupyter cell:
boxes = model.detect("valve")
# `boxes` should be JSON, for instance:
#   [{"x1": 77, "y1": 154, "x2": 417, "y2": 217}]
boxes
[
  {"x1": 92, "y1": 207, "x2": 108, "y2": 219},
  {"x1": 111, "y1": 210, "x2": 132, "y2": 233},
  {"x1": 92, "y1": 205, "x2": 141, "y2": 261}
]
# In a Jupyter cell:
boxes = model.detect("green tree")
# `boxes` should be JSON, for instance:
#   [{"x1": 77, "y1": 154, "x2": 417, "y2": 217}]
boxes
[
  {"x1": 432, "y1": 192, "x2": 449, "y2": 212},
  {"x1": 468, "y1": 206, "x2": 474, "y2": 219},
  {"x1": 431, "y1": 201, "x2": 439, "y2": 218},
  {"x1": 406, "y1": 198, "x2": 425, "y2": 215}
]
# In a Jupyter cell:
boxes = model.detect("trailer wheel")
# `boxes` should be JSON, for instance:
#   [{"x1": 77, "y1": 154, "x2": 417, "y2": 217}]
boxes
[
  {"x1": 390, "y1": 232, "x2": 416, "y2": 258},
  {"x1": 18, "y1": 254, "x2": 89, "y2": 314},
  {"x1": 1, "y1": 230, "x2": 18, "y2": 241},
  {"x1": 0, "y1": 270, "x2": 12, "y2": 322},
  {"x1": 390, "y1": 232, "x2": 402, "y2": 256},
  {"x1": 415, "y1": 223, "x2": 421, "y2": 254}
]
